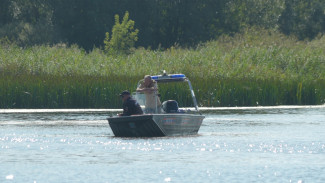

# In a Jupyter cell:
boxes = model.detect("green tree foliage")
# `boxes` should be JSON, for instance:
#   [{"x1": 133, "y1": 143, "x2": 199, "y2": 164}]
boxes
[
  {"x1": 225, "y1": 0, "x2": 285, "y2": 30},
  {"x1": 0, "y1": 0, "x2": 57, "y2": 46},
  {"x1": 279, "y1": 0, "x2": 325, "y2": 39},
  {"x1": 0, "y1": 0, "x2": 325, "y2": 49},
  {"x1": 104, "y1": 11, "x2": 139, "y2": 54}
]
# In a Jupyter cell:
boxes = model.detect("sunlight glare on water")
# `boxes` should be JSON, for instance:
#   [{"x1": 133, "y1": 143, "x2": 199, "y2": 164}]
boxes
[{"x1": 0, "y1": 106, "x2": 325, "y2": 182}]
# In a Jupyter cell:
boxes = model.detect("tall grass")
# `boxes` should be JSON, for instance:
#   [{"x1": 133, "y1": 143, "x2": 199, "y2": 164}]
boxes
[
  {"x1": 0, "y1": 75, "x2": 139, "y2": 108},
  {"x1": 1, "y1": 29, "x2": 324, "y2": 108}
]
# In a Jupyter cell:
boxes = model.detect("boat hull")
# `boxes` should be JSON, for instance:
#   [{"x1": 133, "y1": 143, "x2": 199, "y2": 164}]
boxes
[{"x1": 107, "y1": 114, "x2": 204, "y2": 137}]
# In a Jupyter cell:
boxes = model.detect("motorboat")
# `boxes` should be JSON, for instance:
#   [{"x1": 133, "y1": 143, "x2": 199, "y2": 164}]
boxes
[{"x1": 107, "y1": 71, "x2": 205, "y2": 137}]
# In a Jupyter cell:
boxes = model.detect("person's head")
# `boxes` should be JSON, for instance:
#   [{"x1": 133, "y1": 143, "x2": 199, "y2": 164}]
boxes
[
  {"x1": 119, "y1": 90, "x2": 131, "y2": 101},
  {"x1": 144, "y1": 75, "x2": 153, "y2": 86}
]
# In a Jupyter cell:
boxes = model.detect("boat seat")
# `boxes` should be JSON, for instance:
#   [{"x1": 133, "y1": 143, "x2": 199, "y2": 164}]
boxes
[{"x1": 162, "y1": 100, "x2": 179, "y2": 113}]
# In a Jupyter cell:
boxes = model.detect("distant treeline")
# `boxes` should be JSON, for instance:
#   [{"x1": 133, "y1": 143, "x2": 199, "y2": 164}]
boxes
[{"x1": 1, "y1": 0, "x2": 324, "y2": 50}]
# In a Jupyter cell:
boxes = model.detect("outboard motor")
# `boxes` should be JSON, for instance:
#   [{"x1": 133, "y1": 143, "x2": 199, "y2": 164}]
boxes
[{"x1": 162, "y1": 100, "x2": 179, "y2": 113}]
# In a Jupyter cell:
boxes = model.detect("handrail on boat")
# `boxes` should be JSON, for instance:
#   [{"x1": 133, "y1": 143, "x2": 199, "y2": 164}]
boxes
[{"x1": 186, "y1": 79, "x2": 200, "y2": 113}]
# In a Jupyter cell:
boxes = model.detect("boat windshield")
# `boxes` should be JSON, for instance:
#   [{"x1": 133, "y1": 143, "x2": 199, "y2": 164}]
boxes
[
  {"x1": 132, "y1": 91, "x2": 161, "y2": 114},
  {"x1": 132, "y1": 92, "x2": 145, "y2": 107}
]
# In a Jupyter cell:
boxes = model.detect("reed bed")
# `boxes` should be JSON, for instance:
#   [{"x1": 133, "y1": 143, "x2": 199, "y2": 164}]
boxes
[
  {"x1": 0, "y1": 75, "x2": 139, "y2": 108},
  {"x1": 1, "y1": 29, "x2": 325, "y2": 108}
]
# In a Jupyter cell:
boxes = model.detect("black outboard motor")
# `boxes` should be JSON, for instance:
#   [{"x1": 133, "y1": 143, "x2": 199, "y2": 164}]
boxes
[{"x1": 162, "y1": 100, "x2": 179, "y2": 113}]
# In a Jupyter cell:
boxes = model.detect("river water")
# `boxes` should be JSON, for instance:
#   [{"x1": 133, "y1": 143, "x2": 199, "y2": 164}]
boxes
[{"x1": 1, "y1": 106, "x2": 325, "y2": 183}]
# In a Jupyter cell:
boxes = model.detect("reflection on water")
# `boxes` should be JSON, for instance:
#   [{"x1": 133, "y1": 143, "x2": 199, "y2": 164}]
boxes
[{"x1": 1, "y1": 106, "x2": 325, "y2": 182}]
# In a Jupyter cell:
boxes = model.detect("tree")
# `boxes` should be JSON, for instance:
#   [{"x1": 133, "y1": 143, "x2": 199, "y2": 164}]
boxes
[
  {"x1": 0, "y1": 0, "x2": 56, "y2": 46},
  {"x1": 104, "y1": 11, "x2": 139, "y2": 54},
  {"x1": 278, "y1": 0, "x2": 325, "y2": 40}
]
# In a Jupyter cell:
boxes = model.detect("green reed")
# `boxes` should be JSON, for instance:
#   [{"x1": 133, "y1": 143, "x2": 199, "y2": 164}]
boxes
[
  {"x1": 192, "y1": 78, "x2": 325, "y2": 107},
  {"x1": 1, "y1": 28, "x2": 325, "y2": 108},
  {"x1": 0, "y1": 75, "x2": 139, "y2": 108},
  {"x1": 1, "y1": 75, "x2": 323, "y2": 108}
]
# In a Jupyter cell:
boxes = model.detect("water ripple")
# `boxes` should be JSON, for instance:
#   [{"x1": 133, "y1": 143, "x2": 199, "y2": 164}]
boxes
[{"x1": 1, "y1": 107, "x2": 325, "y2": 182}]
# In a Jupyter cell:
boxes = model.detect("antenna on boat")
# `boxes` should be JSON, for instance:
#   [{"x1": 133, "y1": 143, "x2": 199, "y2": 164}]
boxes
[{"x1": 162, "y1": 70, "x2": 167, "y2": 76}]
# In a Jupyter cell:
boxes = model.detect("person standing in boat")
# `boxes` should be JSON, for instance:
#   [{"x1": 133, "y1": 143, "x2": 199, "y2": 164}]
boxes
[
  {"x1": 118, "y1": 90, "x2": 143, "y2": 116},
  {"x1": 136, "y1": 75, "x2": 161, "y2": 113}
]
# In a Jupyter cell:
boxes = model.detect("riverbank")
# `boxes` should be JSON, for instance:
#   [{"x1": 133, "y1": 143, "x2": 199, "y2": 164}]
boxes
[
  {"x1": 1, "y1": 29, "x2": 325, "y2": 108},
  {"x1": 1, "y1": 105, "x2": 325, "y2": 114}
]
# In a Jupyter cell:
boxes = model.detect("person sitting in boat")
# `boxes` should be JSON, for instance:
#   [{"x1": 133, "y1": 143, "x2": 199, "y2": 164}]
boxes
[
  {"x1": 118, "y1": 90, "x2": 143, "y2": 116},
  {"x1": 136, "y1": 75, "x2": 161, "y2": 113}
]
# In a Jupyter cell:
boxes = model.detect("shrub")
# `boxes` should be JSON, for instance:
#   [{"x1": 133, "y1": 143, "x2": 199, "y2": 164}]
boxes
[{"x1": 104, "y1": 11, "x2": 139, "y2": 55}]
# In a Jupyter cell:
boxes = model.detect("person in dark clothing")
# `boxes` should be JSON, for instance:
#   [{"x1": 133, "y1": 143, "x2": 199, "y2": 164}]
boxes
[{"x1": 118, "y1": 90, "x2": 143, "y2": 116}]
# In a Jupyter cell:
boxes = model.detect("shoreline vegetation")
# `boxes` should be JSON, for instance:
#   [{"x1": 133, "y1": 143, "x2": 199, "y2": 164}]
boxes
[{"x1": 1, "y1": 29, "x2": 325, "y2": 108}]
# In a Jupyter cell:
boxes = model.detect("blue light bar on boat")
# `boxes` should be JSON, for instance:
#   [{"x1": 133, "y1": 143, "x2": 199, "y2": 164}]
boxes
[
  {"x1": 170, "y1": 74, "x2": 185, "y2": 78},
  {"x1": 151, "y1": 74, "x2": 186, "y2": 81}
]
